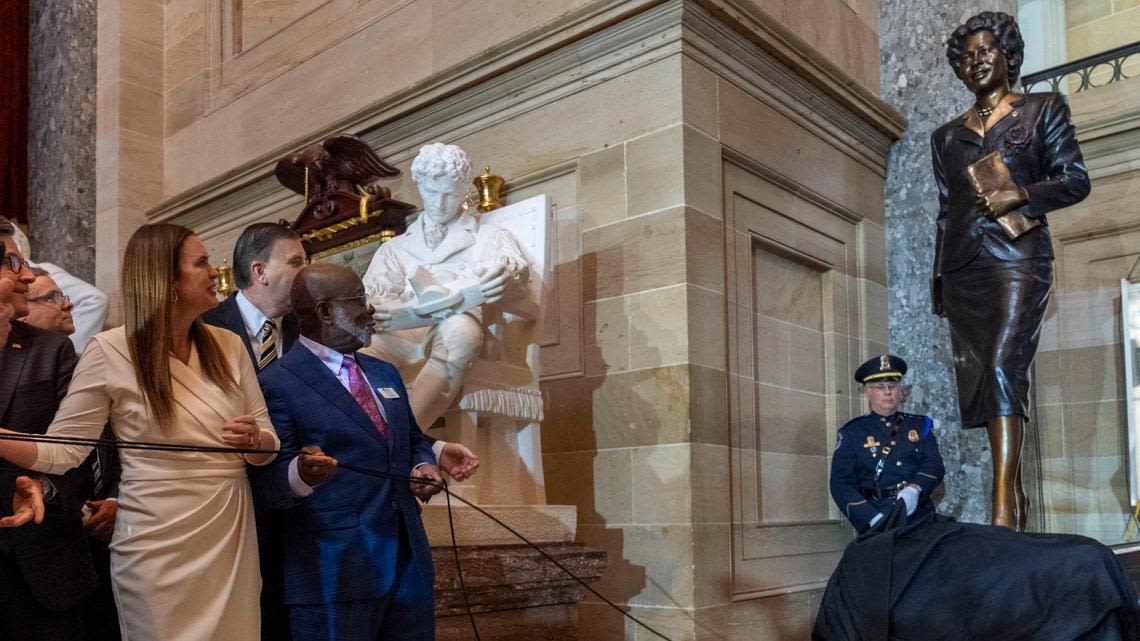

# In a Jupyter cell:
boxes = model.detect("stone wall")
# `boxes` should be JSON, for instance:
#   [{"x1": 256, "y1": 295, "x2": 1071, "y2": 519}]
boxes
[{"x1": 1033, "y1": 77, "x2": 1140, "y2": 544}]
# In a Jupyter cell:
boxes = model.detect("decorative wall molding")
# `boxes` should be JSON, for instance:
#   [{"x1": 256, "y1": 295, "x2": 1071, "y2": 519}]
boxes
[
  {"x1": 722, "y1": 148, "x2": 865, "y2": 224},
  {"x1": 1055, "y1": 219, "x2": 1140, "y2": 245},
  {"x1": 205, "y1": 0, "x2": 419, "y2": 112},
  {"x1": 151, "y1": 0, "x2": 904, "y2": 231},
  {"x1": 723, "y1": 158, "x2": 857, "y2": 599},
  {"x1": 689, "y1": 0, "x2": 905, "y2": 153},
  {"x1": 1071, "y1": 78, "x2": 1140, "y2": 179}
]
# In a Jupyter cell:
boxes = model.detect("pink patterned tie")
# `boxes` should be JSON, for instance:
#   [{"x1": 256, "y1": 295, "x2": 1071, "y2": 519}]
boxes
[{"x1": 343, "y1": 356, "x2": 389, "y2": 443}]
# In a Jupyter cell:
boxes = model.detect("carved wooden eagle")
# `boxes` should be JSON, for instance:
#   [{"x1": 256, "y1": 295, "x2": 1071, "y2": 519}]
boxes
[
  {"x1": 275, "y1": 133, "x2": 401, "y2": 214},
  {"x1": 275, "y1": 133, "x2": 415, "y2": 256}
]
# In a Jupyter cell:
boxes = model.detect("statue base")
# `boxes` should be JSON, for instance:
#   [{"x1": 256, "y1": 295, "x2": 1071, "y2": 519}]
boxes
[
  {"x1": 425, "y1": 504, "x2": 604, "y2": 640},
  {"x1": 422, "y1": 503, "x2": 578, "y2": 546},
  {"x1": 432, "y1": 542, "x2": 607, "y2": 641}
]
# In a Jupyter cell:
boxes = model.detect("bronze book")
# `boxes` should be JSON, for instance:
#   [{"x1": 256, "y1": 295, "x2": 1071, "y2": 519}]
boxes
[{"x1": 966, "y1": 151, "x2": 1040, "y2": 240}]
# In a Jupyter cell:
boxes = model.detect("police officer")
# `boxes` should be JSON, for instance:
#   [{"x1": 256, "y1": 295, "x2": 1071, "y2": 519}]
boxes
[{"x1": 830, "y1": 355, "x2": 945, "y2": 532}]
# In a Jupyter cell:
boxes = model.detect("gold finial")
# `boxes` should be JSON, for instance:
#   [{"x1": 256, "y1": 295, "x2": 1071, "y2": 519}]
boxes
[
  {"x1": 217, "y1": 259, "x2": 236, "y2": 298},
  {"x1": 473, "y1": 165, "x2": 505, "y2": 212}
]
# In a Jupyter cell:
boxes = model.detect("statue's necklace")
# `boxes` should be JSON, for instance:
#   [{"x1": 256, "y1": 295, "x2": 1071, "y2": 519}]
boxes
[{"x1": 976, "y1": 104, "x2": 995, "y2": 120}]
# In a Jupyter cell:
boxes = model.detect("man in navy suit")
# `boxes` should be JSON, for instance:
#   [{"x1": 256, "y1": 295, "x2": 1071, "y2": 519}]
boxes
[
  {"x1": 201, "y1": 222, "x2": 305, "y2": 372},
  {"x1": 256, "y1": 263, "x2": 443, "y2": 641}
]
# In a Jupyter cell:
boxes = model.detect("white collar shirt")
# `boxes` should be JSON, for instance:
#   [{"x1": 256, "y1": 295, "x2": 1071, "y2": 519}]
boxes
[{"x1": 234, "y1": 290, "x2": 284, "y2": 358}]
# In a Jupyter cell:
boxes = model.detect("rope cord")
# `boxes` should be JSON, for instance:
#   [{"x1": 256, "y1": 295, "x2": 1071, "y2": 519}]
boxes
[{"x1": 0, "y1": 432, "x2": 673, "y2": 641}]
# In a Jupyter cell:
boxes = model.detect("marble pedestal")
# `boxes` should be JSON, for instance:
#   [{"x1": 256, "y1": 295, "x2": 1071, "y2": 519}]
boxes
[{"x1": 429, "y1": 506, "x2": 606, "y2": 641}]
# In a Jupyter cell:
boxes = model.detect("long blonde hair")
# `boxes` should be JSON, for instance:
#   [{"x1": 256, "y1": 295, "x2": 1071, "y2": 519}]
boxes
[{"x1": 122, "y1": 224, "x2": 236, "y2": 432}]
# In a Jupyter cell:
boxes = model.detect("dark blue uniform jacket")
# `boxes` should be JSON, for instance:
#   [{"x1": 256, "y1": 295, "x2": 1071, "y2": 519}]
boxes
[{"x1": 829, "y1": 412, "x2": 945, "y2": 532}]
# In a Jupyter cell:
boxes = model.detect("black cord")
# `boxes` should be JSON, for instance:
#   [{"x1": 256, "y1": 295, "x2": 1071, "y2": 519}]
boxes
[
  {"x1": 0, "y1": 432, "x2": 674, "y2": 641},
  {"x1": 445, "y1": 477, "x2": 481, "y2": 641}
]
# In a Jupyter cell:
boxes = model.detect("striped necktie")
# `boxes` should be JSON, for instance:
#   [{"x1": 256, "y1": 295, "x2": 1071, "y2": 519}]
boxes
[
  {"x1": 92, "y1": 448, "x2": 104, "y2": 498},
  {"x1": 258, "y1": 319, "x2": 278, "y2": 369}
]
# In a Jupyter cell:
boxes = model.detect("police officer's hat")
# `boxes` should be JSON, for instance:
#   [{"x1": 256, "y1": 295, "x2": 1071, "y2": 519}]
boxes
[{"x1": 854, "y1": 354, "x2": 907, "y2": 384}]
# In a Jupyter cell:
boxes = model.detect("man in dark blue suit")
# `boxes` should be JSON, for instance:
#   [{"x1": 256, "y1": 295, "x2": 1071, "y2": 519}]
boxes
[
  {"x1": 201, "y1": 222, "x2": 305, "y2": 371},
  {"x1": 256, "y1": 263, "x2": 443, "y2": 641}
]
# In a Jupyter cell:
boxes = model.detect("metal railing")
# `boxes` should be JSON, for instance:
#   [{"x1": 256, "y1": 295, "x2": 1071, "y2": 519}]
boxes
[{"x1": 1021, "y1": 41, "x2": 1140, "y2": 93}]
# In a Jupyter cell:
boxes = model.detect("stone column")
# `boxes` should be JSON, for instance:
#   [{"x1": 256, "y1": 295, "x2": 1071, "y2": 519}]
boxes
[
  {"x1": 879, "y1": 1, "x2": 1018, "y2": 523},
  {"x1": 27, "y1": 0, "x2": 97, "y2": 280}
]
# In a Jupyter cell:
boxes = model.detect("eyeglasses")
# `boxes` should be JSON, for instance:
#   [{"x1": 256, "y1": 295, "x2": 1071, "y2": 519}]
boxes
[
  {"x1": 319, "y1": 294, "x2": 368, "y2": 307},
  {"x1": 865, "y1": 382, "x2": 900, "y2": 392},
  {"x1": 28, "y1": 291, "x2": 70, "y2": 306},
  {"x1": 1, "y1": 254, "x2": 26, "y2": 273}
]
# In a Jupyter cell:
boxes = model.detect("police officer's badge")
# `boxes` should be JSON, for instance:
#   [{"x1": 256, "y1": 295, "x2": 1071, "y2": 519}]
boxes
[{"x1": 908, "y1": 429, "x2": 919, "y2": 442}]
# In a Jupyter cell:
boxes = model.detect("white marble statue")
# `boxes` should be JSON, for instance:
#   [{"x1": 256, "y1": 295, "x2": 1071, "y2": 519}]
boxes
[{"x1": 361, "y1": 143, "x2": 530, "y2": 430}]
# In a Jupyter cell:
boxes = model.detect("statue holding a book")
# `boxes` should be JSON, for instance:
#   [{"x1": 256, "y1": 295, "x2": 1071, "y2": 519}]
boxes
[
  {"x1": 931, "y1": 11, "x2": 1090, "y2": 529},
  {"x1": 361, "y1": 143, "x2": 530, "y2": 430}
]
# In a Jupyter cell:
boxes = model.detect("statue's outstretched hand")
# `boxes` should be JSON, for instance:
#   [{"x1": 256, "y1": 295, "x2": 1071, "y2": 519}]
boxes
[
  {"x1": 0, "y1": 476, "x2": 45, "y2": 528},
  {"x1": 476, "y1": 262, "x2": 508, "y2": 303},
  {"x1": 373, "y1": 306, "x2": 393, "y2": 332}
]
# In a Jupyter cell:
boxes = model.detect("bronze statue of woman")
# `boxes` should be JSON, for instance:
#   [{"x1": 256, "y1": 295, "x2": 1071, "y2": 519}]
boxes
[{"x1": 932, "y1": 12, "x2": 1089, "y2": 529}]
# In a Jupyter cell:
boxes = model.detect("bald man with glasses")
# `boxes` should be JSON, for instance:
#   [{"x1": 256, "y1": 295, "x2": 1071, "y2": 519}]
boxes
[
  {"x1": 23, "y1": 269, "x2": 75, "y2": 336},
  {"x1": 829, "y1": 355, "x2": 945, "y2": 533}
]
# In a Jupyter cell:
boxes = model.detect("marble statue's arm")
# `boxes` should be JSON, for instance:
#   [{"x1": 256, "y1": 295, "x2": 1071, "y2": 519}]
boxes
[{"x1": 362, "y1": 242, "x2": 409, "y2": 302}]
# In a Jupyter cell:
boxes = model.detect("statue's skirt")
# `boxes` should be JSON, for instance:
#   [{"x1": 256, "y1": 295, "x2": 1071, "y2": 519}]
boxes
[{"x1": 941, "y1": 249, "x2": 1052, "y2": 428}]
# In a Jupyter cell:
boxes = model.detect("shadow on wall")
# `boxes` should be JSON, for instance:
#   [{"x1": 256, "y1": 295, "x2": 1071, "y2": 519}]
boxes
[{"x1": 541, "y1": 248, "x2": 666, "y2": 640}]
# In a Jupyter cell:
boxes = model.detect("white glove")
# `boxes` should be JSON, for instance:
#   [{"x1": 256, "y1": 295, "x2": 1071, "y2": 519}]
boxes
[
  {"x1": 869, "y1": 513, "x2": 884, "y2": 528},
  {"x1": 899, "y1": 485, "x2": 920, "y2": 515}
]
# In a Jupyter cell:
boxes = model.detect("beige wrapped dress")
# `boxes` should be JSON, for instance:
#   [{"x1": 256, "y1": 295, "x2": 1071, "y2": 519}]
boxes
[{"x1": 29, "y1": 325, "x2": 278, "y2": 641}]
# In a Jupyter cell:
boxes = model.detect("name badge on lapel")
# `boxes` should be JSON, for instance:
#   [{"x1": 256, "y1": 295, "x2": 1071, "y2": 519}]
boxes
[{"x1": 378, "y1": 387, "x2": 400, "y2": 399}]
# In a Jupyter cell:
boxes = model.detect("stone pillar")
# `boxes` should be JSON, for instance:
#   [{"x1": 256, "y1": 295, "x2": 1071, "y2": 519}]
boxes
[
  {"x1": 27, "y1": 0, "x2": 97, "y2": 280},
  {"x1": 879, "y1": 1, "x2": 1018, "y2": 523},
  {"x1": 94, "y1": 0, "x2": 164, "y2": 324}
]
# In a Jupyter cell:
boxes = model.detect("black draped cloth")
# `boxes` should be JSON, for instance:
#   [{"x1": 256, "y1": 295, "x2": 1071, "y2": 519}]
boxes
[{"x1": 813, "y1": 504, "x2": 1140, "y2": 641}]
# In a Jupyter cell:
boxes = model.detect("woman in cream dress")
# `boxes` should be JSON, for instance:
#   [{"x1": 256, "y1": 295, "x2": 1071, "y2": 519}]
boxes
[{"x1": 0, "y1": 224, "x2": 278, "y2": 640}]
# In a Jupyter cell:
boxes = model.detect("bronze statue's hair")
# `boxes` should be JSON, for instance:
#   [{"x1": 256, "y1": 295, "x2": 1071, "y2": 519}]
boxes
[
  {"x1": 122, "y1": 223, "x2": 236, "y2": 432},
  {"x1": 945, "y1": 11, "x2": 1025, "y2": 83}
]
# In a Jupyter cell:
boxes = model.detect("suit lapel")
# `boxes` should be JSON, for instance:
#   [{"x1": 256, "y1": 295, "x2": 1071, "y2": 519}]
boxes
[
  {"x1": 429, "y1": 219, "x2": 476, "y2": 264},
  {"x1": 983, "y1": 94, "x2": 1025, "y2": 148},
  {"x1": 357, "y1": 355, "x2": 401, "y2": 438},
  {"x1": 168, "y1": 349, "x2": 240, "y2": 427},
  {"x1": 955, "y1": 112, "x2": 983, "y2": 146},
  {"x1": 282, "y1": 349, "x2": 388, "y2": 449},
  {"x1": 402, "y1": 214, "x2": 478, "y2": 264},
  {"x1": 0, "y1": 323, "x2": 30, "y2": 423},
  {"x1": 218, "y1": 296, "x2": 258, "y2": 367},
  {"x1": 281, "y1": 312, "x2": 300, "y2": 354}
]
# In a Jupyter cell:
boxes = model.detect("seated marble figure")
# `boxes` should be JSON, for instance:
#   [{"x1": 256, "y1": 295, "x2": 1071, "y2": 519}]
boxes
[{"x1": 361, "y1": 142, "x2": 529, "y2": 432}]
